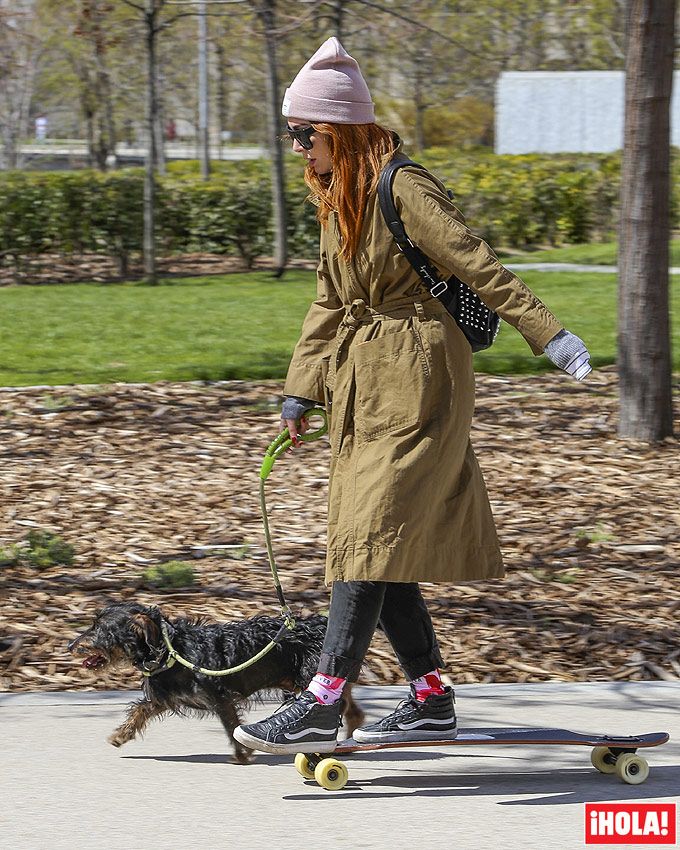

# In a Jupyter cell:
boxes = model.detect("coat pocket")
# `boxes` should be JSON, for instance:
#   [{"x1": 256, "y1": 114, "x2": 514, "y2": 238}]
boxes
[{"x1": 353, "y1": 327, "x2": 430, "y2": 442}]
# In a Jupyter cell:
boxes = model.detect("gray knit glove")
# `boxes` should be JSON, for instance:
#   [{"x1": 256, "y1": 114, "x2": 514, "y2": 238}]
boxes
[
  {"x1": 281, "y1": 395, "x2": 316, "y2": 421},
  {"x1": 544, "y1": 330, "x2": 592, "y2": 380}
]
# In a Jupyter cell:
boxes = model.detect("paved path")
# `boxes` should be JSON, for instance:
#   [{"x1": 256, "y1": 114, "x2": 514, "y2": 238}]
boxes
[
  {"x1": 506, "y1": 263, "x2": 680, "y2": 274},
  {"x1": 2, "y1": 682, "x2": 678, "y2": 850},
  {"x1": 18, "y1": 143, "x2": 268, "y2": 162}
]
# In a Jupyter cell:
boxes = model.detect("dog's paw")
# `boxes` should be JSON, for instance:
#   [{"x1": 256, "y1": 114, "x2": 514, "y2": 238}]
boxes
[
  {"x1": 108, "y1": 732, "x2": 130, "y2": 748},
  {"x1": 233, "y1": 747, "x2": 255, "y2": 765}
]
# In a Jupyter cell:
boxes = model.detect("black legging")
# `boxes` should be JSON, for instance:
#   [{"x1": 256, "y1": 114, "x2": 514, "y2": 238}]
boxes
[{"x1": 317, "y1": 581, "x2": 444, "y2": 682}]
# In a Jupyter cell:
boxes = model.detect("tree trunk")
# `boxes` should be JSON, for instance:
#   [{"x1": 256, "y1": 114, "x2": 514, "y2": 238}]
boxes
[
  {"x1": 91, "y1": 2, "x2": 117, "y2": 170},
  {"x1": 259, "y1": 0, "x2": 287, "y2": 277},
  {"x1": 413, "y1": 66, "x2": 426, "y2": 153},
  {"x1": 154, "y1": 51, "x2": 166, "y2": 175},
  {"x1": 332, "y1": 0, "x2": 346, "y2": 41},
  {"x1": 102, "y1": 67, "x2": 117, "y2": 168},
  {"x1": 100, "y1": 67, "x2": 117, "y2": 168},
  {"x1": 84, "y1": 103, "x2": 95, "y2": 168},
  {"x1": 95, "y1": 110, "x2": 108, "y2": 169},
  {"x1": 144, "y1": 0, "x2": 158, "y2": 283},
  {"x1": 618, "y1": 0, "x2": 675, "y2": 441},
  {"x1": 214, "y1": 41, "x2": 228, "y2": 161},
  {"x1": 0, "y1": 25, "x2": 39, "y2": 170},
  {"x1": 197, "y1": 0, "x2": 210, "y2": 180},
  {"x1": 2, "y1": 135, "x2": 17, "y2": 170}
]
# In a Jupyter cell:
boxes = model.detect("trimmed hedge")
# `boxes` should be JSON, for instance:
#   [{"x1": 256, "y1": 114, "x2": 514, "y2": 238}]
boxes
[
  {"x1": 419, "y1": 150, "x2": 630, "y2": 248},
  {"x1": 0, "y1": 163, "x2": 312, "y2": 275},
  {"x1": 1, "y1": 151, "x2": 678, "y2": 275}
]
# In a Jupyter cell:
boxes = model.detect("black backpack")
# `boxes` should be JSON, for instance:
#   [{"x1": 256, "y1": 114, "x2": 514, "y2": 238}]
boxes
[{"x1": 378, "y1": 158, "x2": 500, "y2": 352}]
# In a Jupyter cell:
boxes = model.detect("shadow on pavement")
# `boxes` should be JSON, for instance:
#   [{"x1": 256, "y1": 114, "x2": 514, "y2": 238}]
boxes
[
  {"x1": 282, "y1": 765, "x2": 680, "y2": 804},
  {"x1": 122, "y1": 752, "x2": 291, "y2": 766},
  {"x1": 121, "y1": 749, "x2": 517, "y2": 766}
]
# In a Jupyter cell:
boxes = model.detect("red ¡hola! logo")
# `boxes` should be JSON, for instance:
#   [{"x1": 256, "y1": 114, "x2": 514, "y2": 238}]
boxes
[{"x1": 585, "y1": 803, "x2": 676, "y2": 845}]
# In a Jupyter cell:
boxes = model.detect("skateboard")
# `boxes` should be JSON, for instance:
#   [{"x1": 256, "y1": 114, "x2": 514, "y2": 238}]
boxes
[{"x1": 293, "y1": 727, "x2": 670, "y2": 790}]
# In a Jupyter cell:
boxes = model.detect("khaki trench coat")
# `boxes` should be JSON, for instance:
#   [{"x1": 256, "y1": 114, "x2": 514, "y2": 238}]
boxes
[{"x1": 283, "y1": 154, "x2": 563, "y2": 585}]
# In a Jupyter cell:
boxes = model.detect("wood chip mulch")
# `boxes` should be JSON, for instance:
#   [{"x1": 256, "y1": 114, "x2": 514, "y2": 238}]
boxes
[{"x1": 1, "y1": 367, "x2": 678, "y2": 693}]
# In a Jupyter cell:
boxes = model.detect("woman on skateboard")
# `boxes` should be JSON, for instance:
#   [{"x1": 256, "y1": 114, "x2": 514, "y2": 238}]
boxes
[{"x1": 234, "y1": 37, "x2": 591, "y2": 756}]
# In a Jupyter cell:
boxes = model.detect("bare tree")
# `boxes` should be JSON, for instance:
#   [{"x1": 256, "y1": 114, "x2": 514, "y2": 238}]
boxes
[
  {"x1": 154, "y1": 51, "x2": 167, "y2": 175},
  {"x1": 166, "y1": 0, "x2": 289, "y2": 272},
  {"x1": 197, "y1": 0, "x2": 210, "y2": 178},
  {"x1": 73, "y1": 1, "x2": 118, "y2": 169},
  {"x1": 118, "y1": 0, "x2": 167, "y2": 280},
  {"x1": 121, "y1": 0, "x2": 192, "y2": 281},
  {"x1": 618, "y1": 0, "x2": 675, "y2": 441},
  {"x1": 254, "y1": 0, "x2": 287, "y2": 275},
  {"x1": 0, "y1": 2, "x2": 43, "y2": 170},
  {"x1": 213, "y1": 35, "x2": 228, "y2": 159},
  {"x1": 320, "y1": 0, "x2": 349, "y2": 39},
  {"x1": 143, "y1": 0, "x2": 161, "y2": 281}
]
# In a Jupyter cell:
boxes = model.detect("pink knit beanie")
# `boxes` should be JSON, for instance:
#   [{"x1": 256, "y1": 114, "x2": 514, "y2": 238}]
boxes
[{"x1": 282, "y1": 37, "x2": 375, "y2": 125}]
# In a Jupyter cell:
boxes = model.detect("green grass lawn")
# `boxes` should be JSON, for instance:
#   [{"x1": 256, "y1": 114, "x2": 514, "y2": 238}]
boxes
[
  {"x1": 498, "y1": 238, "x2": 680, "y2": 266},
  {"x1": 0, "y1": 270, "x2": 678, "y2": 386}
]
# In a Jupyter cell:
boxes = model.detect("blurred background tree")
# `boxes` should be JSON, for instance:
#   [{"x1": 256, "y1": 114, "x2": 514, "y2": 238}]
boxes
[
  {"x1": 0, "y1": 0, "x2": 50, "y2": 169},
  {"x1": 10, "y1": 0, "x2": 663, "y2": 161},
  {"x1": 618, "y1": 0, "x2": 675, "y2": 441}
]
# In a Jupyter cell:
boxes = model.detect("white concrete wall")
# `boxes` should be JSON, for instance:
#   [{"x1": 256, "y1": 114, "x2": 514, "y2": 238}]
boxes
[{"x1": 495, "y1": 70, "x2": 680, "y2": 154}]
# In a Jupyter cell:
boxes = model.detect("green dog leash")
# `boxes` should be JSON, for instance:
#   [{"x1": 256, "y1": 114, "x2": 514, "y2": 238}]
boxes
[
  {"x1": 151, "y1": 409, "x2": 329, "y2": 678},
  {"x1": 259, "y1": 407, "x2": 328, "y2": 625}
]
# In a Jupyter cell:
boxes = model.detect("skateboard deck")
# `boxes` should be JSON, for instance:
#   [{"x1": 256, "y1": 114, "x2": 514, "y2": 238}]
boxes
[{"x1": 294, "y1": 727, "x2": 670, "y2": 790}]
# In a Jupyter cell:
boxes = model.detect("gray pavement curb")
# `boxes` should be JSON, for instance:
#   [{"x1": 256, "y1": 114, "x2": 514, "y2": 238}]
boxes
[{"x1": 3, "y1": 680, "x2": 679, "y2": 707}]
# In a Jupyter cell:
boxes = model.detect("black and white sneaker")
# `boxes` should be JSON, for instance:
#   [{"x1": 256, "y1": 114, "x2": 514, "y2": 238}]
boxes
[
  {"x1": 233, "y1": 691, "x2": 341, "y2": 755},
  {"x1": 352, "y1": 686, "x2": 457, "y2": 743}
]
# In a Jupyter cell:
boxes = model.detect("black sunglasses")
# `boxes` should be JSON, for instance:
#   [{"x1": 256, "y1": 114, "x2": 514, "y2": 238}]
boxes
[{"x1": 286, "y1": 124, "x2": 315, "y2": 150}]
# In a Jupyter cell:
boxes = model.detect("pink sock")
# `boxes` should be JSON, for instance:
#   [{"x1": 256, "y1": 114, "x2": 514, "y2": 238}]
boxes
[
  {"x1": 307, "y1": 673, "x2": 346, "y2": 705},
  {"x1": 411, "y1": 669, "x2": 445, "y2": 702}
]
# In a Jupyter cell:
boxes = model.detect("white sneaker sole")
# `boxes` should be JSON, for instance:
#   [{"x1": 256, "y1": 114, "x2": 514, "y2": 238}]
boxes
[
  {"x1": 352, "y1": 726, "x2": 458, "y2": 744},
  {"x1": 233, "y1": 726, "x2": 338, "y2": 755}
]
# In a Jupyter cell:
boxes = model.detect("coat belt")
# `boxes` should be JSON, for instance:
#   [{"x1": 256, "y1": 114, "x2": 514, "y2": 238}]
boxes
[{"x1": 340, "y1": 296, "x2": 445, "y2": 330}]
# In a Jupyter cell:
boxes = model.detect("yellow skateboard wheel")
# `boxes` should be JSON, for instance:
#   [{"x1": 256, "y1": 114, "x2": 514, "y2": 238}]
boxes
[
  {"x1": 314, "y1": 757, "x2": 349, "y2": 790},
  {"x1": 590, "y1": 747, "x2": 617, "y2": 774},
  {"x1": 294, "y1": 753, "x2": 316, "y2": 780},
  {"x1": 615, "y1": 753, "x2": 649, "y2": 785}
]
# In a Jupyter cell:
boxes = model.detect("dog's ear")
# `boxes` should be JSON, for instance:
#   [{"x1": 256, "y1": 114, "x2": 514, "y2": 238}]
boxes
[
  {"x1": 130, "y1": 612, "x2": 161, "y2": 649},
  {"x1": 145, "y1": 605, "x2": 163, "y2": 625}
]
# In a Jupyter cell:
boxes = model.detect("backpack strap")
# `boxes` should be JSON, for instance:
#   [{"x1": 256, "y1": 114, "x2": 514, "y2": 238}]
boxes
[{"x1": 377, "y1": 159, "x2": 457, "y2": 313}]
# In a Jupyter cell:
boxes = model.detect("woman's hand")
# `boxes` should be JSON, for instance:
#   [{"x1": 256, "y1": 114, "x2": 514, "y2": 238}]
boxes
[
  {"x1": 281, "y1": 414, "x2": 311, "y2": 447},
  {"x1": 544, "y1": 330, "x2": 592, "y2": 381},
  {"x1": 280, "y1": 396, "x2": 315, "y2": 446}
]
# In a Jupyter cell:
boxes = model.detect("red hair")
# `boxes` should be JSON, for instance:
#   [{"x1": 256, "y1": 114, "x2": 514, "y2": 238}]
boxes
[{"x1": 304, "y1": 123, "x2": 397, "y2": 262}]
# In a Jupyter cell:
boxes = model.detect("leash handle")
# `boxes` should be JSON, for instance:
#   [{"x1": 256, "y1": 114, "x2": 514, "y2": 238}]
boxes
[{"x1": 259, "y1": 407, "x2": 328, "y2": 480}]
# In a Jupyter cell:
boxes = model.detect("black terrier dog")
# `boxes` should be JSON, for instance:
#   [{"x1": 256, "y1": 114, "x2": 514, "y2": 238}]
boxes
[{"x1": 68, "y1": 602, "x2": 364, "y2": 763}]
